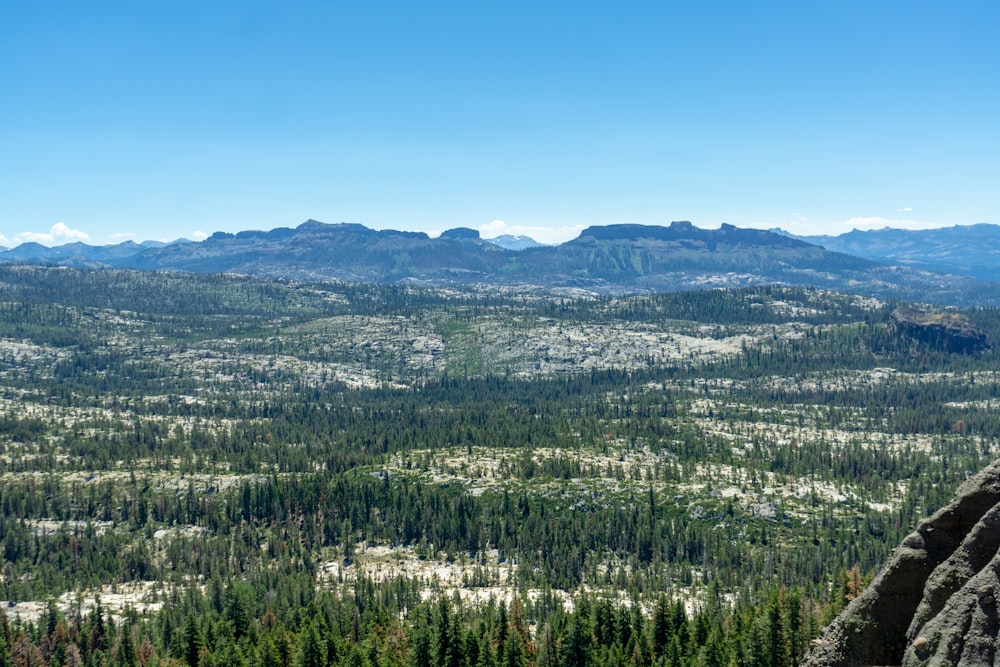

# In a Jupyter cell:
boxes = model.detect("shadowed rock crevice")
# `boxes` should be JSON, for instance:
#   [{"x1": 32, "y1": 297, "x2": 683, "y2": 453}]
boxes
[
  {"x1": 906, "y1": 503, "x2": 1000, "y2": 638},
  {"x1": 801, "y1": 461, "x2": 1000, "y2": 666}
]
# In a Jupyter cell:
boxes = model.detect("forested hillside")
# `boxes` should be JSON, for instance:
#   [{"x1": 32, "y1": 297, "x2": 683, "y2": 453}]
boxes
[{"x1": 0, "y1": 266, "x2": 996, "y2": 666}]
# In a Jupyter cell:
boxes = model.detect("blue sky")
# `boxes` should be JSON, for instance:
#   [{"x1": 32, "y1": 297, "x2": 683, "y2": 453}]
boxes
[{"x1": 2, "y1": 1, "x2": 997, "y2": 246}]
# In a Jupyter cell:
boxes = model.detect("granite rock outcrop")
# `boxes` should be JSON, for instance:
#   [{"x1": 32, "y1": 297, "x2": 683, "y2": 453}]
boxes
[{"x1": 802, "y1": 460, "x2": 1000, "y2": 666}]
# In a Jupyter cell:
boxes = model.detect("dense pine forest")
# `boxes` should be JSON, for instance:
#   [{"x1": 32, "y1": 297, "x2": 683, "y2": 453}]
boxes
[{"x1": 0, "y1": 265, "x2": 995, "y2": 666}]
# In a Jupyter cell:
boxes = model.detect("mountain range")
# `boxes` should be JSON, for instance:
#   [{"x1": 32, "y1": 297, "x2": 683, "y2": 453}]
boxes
[
  {"x1": 789, "y1": 224, "x2": 1000, "y2": 282},
  {"x1": 1, "y1": 220, "x2": 997, "y2": 305}
]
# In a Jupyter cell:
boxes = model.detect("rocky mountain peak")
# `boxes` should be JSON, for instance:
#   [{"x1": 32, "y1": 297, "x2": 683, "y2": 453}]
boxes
[{"x1": 439, "y1": 227, "x2": 481, "y2": 240}]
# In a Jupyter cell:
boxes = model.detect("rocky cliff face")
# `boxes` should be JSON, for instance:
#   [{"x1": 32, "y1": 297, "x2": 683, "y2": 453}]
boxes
[
  {"x1": 891, "y1": 306, "x2": 991, "y2": 354},
  {"x1": 802, "y1": 460, "x2": 1000, "y2": 666}
]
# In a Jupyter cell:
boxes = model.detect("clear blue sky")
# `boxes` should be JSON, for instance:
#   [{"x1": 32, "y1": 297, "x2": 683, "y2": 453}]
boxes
[{"x1": 2, "y1": 1, "x2": 997, "y2": 246}]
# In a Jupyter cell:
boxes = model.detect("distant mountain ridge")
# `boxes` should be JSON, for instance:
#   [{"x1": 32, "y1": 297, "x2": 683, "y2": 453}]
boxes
[
  {"x1": 0, "y1": 220, "x2": 996, "y2": 305},
  {"x1": 485, "y1": 234, "x2": 544, "y2": 250},
  {"x1": 0, "y1": 239, "x2": 170, "y2": 266},
  {"x1": 791, "y1": 224, "x2": 1000, "y2": 282}
]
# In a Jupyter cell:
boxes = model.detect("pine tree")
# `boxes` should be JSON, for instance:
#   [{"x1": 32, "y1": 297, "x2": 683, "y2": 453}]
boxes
[
  {"x1": 652, "y1": 595, "x2": 673, "y2": 658},
  {"x1": 410, "y1": 608, "x2": 433, "y2": 667},
  {"x1": 0, "y1": 627, "x2": 9, "y2": 667},
  {"x1": 535, "y1": 624, "x2": 557, "y2": 667},
  {"x1": 560, "y1": 615, "x2": 590, "y2": 667},
  {"x1": 299, "y1": 623, "x2": 326, "y2": 667},
  {"x1": 183, "y1": 614, "x2": 203, "y2": 667}
]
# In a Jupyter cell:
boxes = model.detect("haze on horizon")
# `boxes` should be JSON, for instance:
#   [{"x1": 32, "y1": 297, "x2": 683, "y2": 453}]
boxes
[{"x1": 2, "y1": 2, "x2": 997, "y2": 247}]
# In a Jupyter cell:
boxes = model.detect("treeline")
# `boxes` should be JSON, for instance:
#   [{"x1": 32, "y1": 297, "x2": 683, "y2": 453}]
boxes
[
  {"x1": 0, "y1": 357, "x2": 990, "y2": 604},
  {"x1": 0, "y1": 458, "x2": 955, "y2": 610},
  {"x1": 0, "y1": 577, "x2": 842, "y2": 667}
]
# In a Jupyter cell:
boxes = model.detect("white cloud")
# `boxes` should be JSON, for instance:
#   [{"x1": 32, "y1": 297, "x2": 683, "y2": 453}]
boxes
[
  {"x1": 478, "y1": 219, "x2": 586, "y2": 245},
  {"x1": 13, "y1": 222, "x2": 91, "y2": 246},
  {"x1": 480, "y1": 220, "x2": 508, "y2": 236},
  {"x1": 0, "y1": 235, "x2": 10, "y2": 247},
  {"x1": 191, "y1": 230, "x2": 209, "y2": 241},
  {"x1": 898, "y1": 207, "x2": 913, "y2": 212},
  {"x1": 108, "y1": 232, "x2": 137, "y2": 241}
]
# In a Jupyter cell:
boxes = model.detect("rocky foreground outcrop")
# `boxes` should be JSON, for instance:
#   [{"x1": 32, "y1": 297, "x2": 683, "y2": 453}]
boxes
[
  {"x1": 891, "y1": 306, "x2": 991, "y2": 354},
  {"x1": 801, "y1": 460, "x2": 1000, "y2": 666}
]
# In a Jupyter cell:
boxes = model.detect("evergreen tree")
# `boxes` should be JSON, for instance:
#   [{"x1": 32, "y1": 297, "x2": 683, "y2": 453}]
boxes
[
  {"x1": 559, "y1": 615, "x2": 590, "y2": 667},
  {"x1": 0, "y1": 628, "x2": 10, "y2": 667},
  {"x1": 410, "y1": 609, "x2": 433, "y2": 667},
  {"x1": 183, "y1": 614, "x2": 203, "y2": 667},
  {"x1": 299, "y1": 623, "x2": 326, "y2": 667}
]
